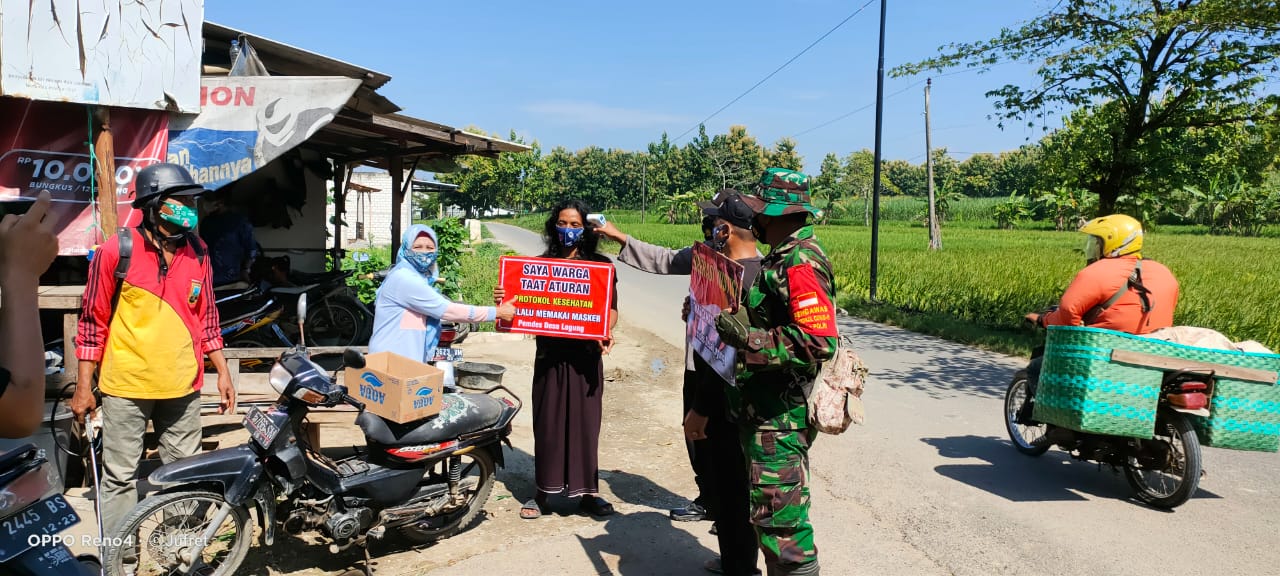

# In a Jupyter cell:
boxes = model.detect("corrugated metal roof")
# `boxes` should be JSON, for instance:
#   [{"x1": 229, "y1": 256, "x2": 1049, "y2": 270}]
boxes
[
  {"x1": 201, "y1": 22, "x2": 530, "y2": 165},
  {"x1": 204, "y1": 21, "x2": 399, "y2": 115},
  {"x1": 204, "y1": 21, "x2": 392, "y2": 90}
]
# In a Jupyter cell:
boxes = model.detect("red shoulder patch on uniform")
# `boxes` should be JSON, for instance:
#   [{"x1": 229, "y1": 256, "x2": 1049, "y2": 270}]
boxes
[{"x1": 787, "y1": 263, "x2": 838, "y2": 337}]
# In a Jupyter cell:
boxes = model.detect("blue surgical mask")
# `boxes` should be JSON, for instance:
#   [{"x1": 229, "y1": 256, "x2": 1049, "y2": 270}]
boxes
[
  {"x1": 557, "y1": 226, "x2": 585, "y2": 247},
  {"x1": 403, "y1": 250, "x2": 437, "y2": 275}
]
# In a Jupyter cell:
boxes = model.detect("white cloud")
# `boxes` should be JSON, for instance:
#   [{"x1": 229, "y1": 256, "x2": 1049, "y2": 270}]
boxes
[{"x1": 523, "y1": 100, "x2": 692, "y2": 130}]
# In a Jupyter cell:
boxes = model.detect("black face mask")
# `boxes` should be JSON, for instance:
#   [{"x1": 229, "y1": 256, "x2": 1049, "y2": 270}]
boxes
[
  {"x1": 705, "y1": 224, "x2": 730, "y2": 252},
  {"x1": 751, "y1": 216, "x2": 766, "y2": 241}
]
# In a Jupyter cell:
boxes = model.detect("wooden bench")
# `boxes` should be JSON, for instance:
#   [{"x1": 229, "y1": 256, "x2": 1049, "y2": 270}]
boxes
[
  {"x1": 214, "y1": 345, "x2": 367, "y2": 387},
  {"x1": 202, "y1": 346, "x2": 369, "y2": 448},
  {"x1": 37, "y1": 285, "x2": 86, "y2": 387}
]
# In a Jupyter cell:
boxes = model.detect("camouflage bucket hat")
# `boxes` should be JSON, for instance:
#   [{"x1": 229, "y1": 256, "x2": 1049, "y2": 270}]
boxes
[{"x1": 742, "y1": 168, "x2": 820, "y2": 217}]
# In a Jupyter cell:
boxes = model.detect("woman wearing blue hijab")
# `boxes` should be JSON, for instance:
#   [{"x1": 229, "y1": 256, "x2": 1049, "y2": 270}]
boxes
[{"x1": 369, "y1": 224, "x2": 516, "y2": 363}]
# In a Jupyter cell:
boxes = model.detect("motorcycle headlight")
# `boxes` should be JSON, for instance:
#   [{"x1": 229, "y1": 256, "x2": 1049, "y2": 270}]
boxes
[{"x1": 269, "y1": 362, "x2": 292, "y2": 394}]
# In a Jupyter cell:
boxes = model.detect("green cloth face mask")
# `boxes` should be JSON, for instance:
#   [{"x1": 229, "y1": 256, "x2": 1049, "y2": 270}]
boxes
[{"x1": 159, "y1": 201, "x2": 199, "y2": 230}]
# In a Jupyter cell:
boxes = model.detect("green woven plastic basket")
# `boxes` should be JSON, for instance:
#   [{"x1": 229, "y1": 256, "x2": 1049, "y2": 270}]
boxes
[
  {"x1": 1033, "y1": 326, "x2": 1280, "y2": 451},
  {"x1": 1032, "y1": 328, "x2": 1162, "y2": 439},
  {"x1": 1195, "y1": 379, "x2": 1280, "y2": 452}
]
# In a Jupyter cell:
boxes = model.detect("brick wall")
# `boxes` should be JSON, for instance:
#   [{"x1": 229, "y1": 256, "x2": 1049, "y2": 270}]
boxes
[{"x1": 326, "y1": 170, "x2": 413, "y2": 248}]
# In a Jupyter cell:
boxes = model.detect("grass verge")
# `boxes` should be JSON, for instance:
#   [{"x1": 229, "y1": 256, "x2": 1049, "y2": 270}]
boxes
[
  {"x1": 457, "y1": 240, "x2": 517, "y2": 331},
  {"x1": 494, "y1": 212, "x2": 1280, "y2": 353}
]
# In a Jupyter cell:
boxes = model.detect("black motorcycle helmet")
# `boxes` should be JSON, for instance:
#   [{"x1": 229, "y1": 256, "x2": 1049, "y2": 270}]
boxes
[{"x1": 131, "y1": 163, "x2": 207, "y2": 208}]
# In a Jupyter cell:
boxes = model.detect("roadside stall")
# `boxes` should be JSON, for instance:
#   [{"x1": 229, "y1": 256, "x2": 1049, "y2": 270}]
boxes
[{"x1": 2, "y1": 12, "x2": 527, "y2": 477}]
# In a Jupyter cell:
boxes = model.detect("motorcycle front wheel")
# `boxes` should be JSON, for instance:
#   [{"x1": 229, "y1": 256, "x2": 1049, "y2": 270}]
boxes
[
  {"x1": 104, "y1": 490, "x2": 253, "y2": 576},
  {"x1": 1004, "y1": 370, "x2": 1050, "y2": 456},
  {"x1": 400, "y1": 448, "x2": 496, "y2": 544},
  {"x1": 305, "y1": 297, "x2": 365, "y2": 347},
  {"x1": 1124, "y1": 411, "x2": 1202, "y2": 509}
]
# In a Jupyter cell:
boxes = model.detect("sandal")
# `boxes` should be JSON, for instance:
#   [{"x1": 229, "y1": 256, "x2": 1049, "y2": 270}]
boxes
[
  {"x1": 519, "y1": 498, "x2": 549, "y2": 520},
  {"x1": 578, "y1": 495, "x2": 615, "y2": 516}
]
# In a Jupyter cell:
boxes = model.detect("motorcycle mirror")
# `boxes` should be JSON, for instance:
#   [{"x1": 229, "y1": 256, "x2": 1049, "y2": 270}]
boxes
[
  {"x1": 297, "y1": 294, "x2": 308, "y2": 345},
  {"x1": 352, "y1": 251, "x2": 371, "y2": 263},
  {"x1": 343, "y1": 348, "x2": 366, "y2": 369}
]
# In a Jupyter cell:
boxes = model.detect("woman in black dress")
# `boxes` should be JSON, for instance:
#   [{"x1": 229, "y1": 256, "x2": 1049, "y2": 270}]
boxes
[{"x1": 497, "y1": 199, "x2": 619, "y2": 519}]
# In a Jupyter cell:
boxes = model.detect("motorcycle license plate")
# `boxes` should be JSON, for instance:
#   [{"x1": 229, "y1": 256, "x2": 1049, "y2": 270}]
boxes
[
  {"x1": 432, "y1": 348, "x2": 463, "y2": 362},
  {"x1": 244, "y1": 406, "x2": 281, "y2": 449},
  {"x1": 0, "y1": 495, "x2": 80, "y2": 562}
]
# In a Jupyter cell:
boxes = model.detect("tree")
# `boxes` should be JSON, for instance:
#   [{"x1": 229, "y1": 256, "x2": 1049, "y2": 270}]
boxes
[
  {"x1": 811, "y1": 153, "x2": 847, "y2": 222},
  {"x1": 884, "y1": 159, "x2": 927, "y2": 196},
  {"x1": 1037, "y1": 100, "x2": 1280, "y2": 222},
  {"x1": 929, "y1": 148, "x2": 960, "y2": 196},
  {"x1": 955, "y1": 153, "x2": 1001, "y2": 197},
  {"x1": 433, "y1": 127, "x2": 542, "y2": 218},
  {"x1": 701, "y1": 125, "x2": 766, "y2": 191},
  {"x1": 843, "y1": 150, "x2": 902, "y2": 225},
  {"x1": 895, "y1": 0, "x2": 1280, "y2": 213},
  {"x1": 813, "y1": 153, "x2": 849, "y2": 198},
  {"x1": 992, "y1": 145, "x2": 1042, "y2": 198},
  {"x1": 766, "y1": 137, "x2": 805, "y2": 171},
  {"x1": 538, "y1": 146, "x2": 574, "y2": 209}
]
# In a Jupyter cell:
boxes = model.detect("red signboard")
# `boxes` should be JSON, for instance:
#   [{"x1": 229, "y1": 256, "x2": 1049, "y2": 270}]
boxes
[
  {"x1": 0, "y1": 99, "x2": 169, "y2": 255},
  {"x1": 497, "y1": 256, "x2": 615, "y2": 340}
]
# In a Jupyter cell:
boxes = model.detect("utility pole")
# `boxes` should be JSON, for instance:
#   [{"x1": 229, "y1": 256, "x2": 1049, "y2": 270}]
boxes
[
  {"x1": 869, "y1": 0, "x2": 888, "y2": 301},
  {"x1": 925, "y1": 78, "x2": 941, "y2": 250},
  {"x1": 641, "y1": 162, "x2": 647, "y2": 224}
]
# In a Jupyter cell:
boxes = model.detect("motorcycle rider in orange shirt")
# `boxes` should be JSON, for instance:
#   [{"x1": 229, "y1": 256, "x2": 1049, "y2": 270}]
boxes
[{"x1": 1023, "y1": 214, "x2": 1180, "y2": 393}]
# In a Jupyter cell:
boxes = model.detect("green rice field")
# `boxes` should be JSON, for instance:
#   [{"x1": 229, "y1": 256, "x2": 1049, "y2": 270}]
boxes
[{"x1": 506, "y1": 211, "x2": 1280, "y2": 354}]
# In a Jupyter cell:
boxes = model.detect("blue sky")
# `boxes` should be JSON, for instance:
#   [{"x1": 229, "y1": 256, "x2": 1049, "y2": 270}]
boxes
[{"x1": 206, "y1": 0, "x2": 1058, "y2": 173}]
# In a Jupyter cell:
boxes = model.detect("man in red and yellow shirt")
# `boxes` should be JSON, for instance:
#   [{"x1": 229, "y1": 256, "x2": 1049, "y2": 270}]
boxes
[{"x1": 70, "y1": 163, "x2": 235, "y2": 535}]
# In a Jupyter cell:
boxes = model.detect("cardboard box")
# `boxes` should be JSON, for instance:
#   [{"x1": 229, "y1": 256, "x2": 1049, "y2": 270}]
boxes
[{"x1": 346, "y1": 352, "x2": 444, "y2": 423}]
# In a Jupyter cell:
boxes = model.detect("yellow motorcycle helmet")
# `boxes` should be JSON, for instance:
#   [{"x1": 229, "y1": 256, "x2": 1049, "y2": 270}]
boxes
[{"x1": 1079, "y1": 214, "x2": 1143, "y2": 263}]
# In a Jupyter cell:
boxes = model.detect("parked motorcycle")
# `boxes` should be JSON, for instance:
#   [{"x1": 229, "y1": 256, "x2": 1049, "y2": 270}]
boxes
[
  {"x1": 0, "y1": 445, "x2": 102, "y2": 575},
  {"x1": 214, "y1": 286, "x2": 291, "y2": 348},
  {"x1": 103, "y1": 296, "x2": 519, "y2": 576},
  {"x1": 1005, "y1": 315, "x2": 1209, "y2": 509},
  {"x1": 256, "y1": 252, "x2": 373, "y2": 347},
  {"x1": 270, "y1": 269, "x2": 370, "y2": 348}
]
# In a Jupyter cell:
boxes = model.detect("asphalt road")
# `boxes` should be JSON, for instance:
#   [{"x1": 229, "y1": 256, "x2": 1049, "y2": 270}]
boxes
[{"x1": 480, "y1": 222, "x2": 1280, "y2": 576}]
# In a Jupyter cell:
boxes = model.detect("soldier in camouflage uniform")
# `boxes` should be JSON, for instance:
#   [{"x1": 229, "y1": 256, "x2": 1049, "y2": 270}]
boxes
[{"x1": 714, "y1": 168, "x2": 838, "y2": 576}]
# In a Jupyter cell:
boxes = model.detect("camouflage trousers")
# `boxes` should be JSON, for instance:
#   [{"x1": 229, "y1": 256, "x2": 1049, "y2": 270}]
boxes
[{"x1": 740, "y1": 425, "x2": 817, "y2": 570}]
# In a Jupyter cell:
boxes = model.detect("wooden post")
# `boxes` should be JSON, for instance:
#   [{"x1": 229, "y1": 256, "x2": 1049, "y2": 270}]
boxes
[
  {"x1": 402, "y1": 158, "x2": 420, "y2": 224},
  {"x1": 62, "y1": 312, "x2": 79, "y2": 389},
  {"x1": 389, "y1": 155, "x2": 404, "y2": 257},
  {"x1": 332, "y1": 162, "x2": 347, "y2": 269},
  {"x1": 92, "y1": 107, "x2": 119, "y2": 237},
  {"x1": 925, "y1": 79, "x2": 941, "y2": 251}
]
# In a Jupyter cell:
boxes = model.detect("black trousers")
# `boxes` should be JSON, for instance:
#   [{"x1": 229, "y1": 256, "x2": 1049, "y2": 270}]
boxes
[
  {"x1": 686, "y1": 357, "x2": 758, "y2": 575},
  {"x1": 683, "y1": 368, "x2": 714, "y2": 508}
]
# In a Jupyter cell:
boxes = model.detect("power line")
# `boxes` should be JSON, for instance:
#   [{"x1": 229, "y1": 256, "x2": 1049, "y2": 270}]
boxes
[
  {"x1": 792, "y1": 80, "x2": 923, "y2": 138},
  {"x1": 671, "y1": 0, "x2": 878, "y2": 143}
]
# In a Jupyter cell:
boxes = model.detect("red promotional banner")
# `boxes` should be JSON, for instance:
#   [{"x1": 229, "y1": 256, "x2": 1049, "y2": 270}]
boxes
[
  {"x1": 497, "y1": 256, "x2": 615, "y2": 340},
  {"x1": 0, "y1": 98, "x2": 169, "y2": 255}
]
